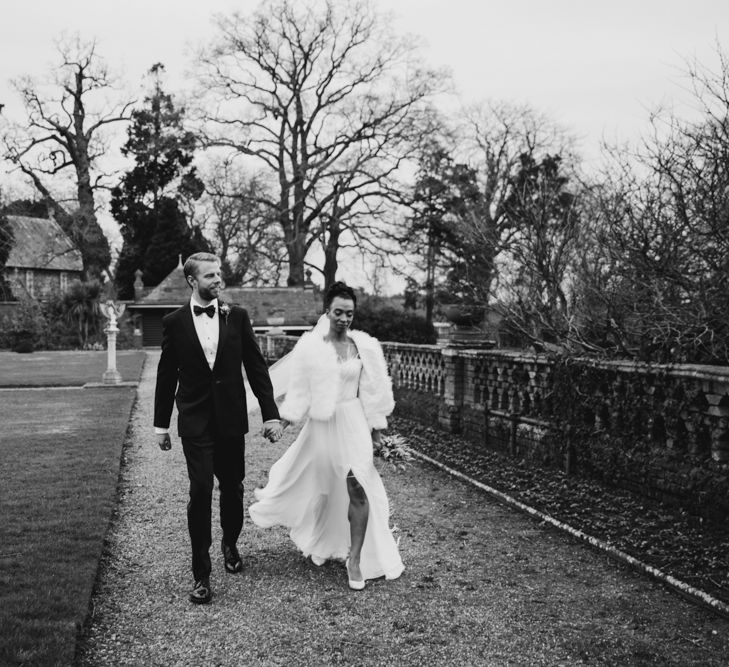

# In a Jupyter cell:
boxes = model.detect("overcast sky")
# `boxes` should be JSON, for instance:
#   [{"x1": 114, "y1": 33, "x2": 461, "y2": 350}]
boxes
[
  {"x1": 2, "y1": 0, "x2": 726, "y2": 162},
  {"x1": 1, "y1": 0, "x2": 727, "y2": 289}
]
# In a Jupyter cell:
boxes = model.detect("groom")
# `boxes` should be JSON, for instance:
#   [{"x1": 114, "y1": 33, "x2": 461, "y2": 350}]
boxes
[{"x1": 153, "y1": 252, "x2": 282, "y2": 604}]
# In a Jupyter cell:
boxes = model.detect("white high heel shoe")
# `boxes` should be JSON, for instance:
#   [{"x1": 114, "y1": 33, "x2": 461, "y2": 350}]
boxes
[
  {"x1": 311, "y1": 555, "x2": 326, "y2": 566},
  {"x1": 345, "y1": 558, "x2": 365, "y2": 591}
]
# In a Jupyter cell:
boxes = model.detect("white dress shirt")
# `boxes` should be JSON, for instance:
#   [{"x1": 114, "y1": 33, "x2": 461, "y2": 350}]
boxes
[{"x1": 190, "y1": 297, "x2": 219, "y2": 370}]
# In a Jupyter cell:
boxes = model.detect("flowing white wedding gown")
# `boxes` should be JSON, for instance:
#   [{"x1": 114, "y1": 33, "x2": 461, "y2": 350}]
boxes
[{"x1": 248, "y1": 354, "x2": 405, "y2": 582}]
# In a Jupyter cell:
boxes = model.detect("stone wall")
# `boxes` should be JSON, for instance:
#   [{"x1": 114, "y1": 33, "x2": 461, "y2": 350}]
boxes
[{"x1": 5, "y1": 267, "x2": 81, "y2": 301}]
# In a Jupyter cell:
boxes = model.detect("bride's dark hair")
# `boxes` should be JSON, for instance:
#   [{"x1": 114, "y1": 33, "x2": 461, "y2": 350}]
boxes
[{"x1": 324, "y1": 281, "x2": 357, "y2": 309}]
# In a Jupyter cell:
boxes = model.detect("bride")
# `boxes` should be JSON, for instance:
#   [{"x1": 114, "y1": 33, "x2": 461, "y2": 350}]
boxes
[{"x1": 248, "y1": 281, "x2": 405, "y2": 590}]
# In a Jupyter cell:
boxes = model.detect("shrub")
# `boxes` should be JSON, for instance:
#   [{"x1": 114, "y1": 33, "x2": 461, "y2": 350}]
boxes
[
  {"x1": 63, "y1": 280, "x2": 103, "y2": 347},
  {"x1": 354, "y1": 302, "x2": 436, "y2": 344},
  {"x1": 38, "y1": 291, "x2": 84, "y2": 349},
  {"x1": 8, "y1": 297, "x2": 46, "y2": 352}
]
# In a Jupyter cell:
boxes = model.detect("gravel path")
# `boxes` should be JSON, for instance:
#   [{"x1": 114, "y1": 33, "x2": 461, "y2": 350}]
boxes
[{"x1": 76, "y1": 352, "x2": 729, "y2": 666}]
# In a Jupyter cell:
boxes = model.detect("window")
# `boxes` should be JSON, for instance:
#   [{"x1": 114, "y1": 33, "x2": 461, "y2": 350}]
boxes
[
  {"x1": 25, "y1": 270, "x2": 34, "y2": 297},
  {"x1": 60, "y1": 271, "x2": 68, "y2": 293}
]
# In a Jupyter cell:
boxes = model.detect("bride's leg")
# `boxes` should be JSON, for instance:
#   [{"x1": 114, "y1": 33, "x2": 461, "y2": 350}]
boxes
[{"x1": 346, "y1": 470, "x2": 369, "y2": 581}]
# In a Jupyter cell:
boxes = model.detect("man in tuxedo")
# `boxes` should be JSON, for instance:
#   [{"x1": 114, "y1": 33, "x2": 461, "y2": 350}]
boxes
[{"x1": 154, "y1": 252, "x2": 282, "y2": 604}]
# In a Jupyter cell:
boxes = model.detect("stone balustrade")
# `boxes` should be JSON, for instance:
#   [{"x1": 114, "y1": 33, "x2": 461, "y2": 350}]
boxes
[
  {"x1": 390, "y1": 346, "x2": 729, "y2": 523},
  {"x1": 382, "y1": 343, "x2": 447, "y2": 429}
]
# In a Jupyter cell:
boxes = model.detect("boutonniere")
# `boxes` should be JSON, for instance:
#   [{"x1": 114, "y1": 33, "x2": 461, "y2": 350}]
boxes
[{"x1": 219, "y1": 302, "x2": 231, "y2": 323}]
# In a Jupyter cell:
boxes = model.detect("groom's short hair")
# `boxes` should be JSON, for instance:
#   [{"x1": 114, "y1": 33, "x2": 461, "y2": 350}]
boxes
[{"x1": 184, "y1": 252, "x2": 220, "y2": 286}]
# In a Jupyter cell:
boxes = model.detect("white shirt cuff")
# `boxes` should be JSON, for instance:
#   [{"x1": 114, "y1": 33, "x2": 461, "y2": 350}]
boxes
[{"x1": 155, "y1": 427, "x2": 169, "y2": 435}]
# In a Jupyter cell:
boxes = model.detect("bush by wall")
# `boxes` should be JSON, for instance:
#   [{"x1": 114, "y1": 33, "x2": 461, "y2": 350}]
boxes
[
  {"x1": 353, "y1": 302, "x2": 436, "y2": 344},
  {"x1": 5, "y1": 297, "x2": 46, "y2": 352}
]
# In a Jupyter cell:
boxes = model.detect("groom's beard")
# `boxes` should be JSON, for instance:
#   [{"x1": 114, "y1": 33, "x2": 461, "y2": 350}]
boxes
[{"x1": 198, "y1": 284, "x2": 220, "y2": 302}]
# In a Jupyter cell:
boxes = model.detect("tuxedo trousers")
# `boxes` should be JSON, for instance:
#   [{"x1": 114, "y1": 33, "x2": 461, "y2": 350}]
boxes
[{"x1": 181, "y1": 428, "x2": 245, "y2": 581}]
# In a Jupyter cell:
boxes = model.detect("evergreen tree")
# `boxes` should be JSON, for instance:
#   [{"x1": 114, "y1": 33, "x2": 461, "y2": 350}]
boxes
[
  {"x1": 499, "y1": 153, "x2": 581, "y2": 345},
  {"x1": 111, "y1": 64, "x2": 208, "y2": 299},
  {"x1": 405, "y1": 143, "x2": 490, "y2": 322}
]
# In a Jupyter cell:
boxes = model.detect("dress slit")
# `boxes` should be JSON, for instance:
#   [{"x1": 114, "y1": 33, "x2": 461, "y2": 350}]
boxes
[{"x1": 249, "y1": 356, "x2": 404, "y2": 581}]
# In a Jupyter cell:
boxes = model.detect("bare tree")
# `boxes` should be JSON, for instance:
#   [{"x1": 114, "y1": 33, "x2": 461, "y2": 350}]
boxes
[
  {"x1": 456, "y1": 101, "x2": 576, "y2": 279},
  {"x1": 558, "y1": 44, "x2": 729, "y2": 363},
  {"x1": 196, "y1": 0, "x2": 443, "y2": 288},
  {"x1": 1, "y1": 35, "x2": 133, "y2": 278},
  {"x1": 200, "y1": 157, "x2": 286, "y2": 285}
]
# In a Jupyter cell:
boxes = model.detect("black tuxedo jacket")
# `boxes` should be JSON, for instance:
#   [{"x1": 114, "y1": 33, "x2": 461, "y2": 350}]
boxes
[{"x1": 153, "y1": 303, "x2": 279, "y2": 439}]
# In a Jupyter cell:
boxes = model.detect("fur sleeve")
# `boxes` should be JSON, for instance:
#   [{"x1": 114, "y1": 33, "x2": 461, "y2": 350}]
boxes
[
  {"x1": 278, "y1": 335, "x2": 312, "y2": 423},
  {"x1": 353, "y1": 331, "x2": 395, "y2": 430},
  {"x1": 278, "y1": 333, "x2": 339, "y2": 423}
]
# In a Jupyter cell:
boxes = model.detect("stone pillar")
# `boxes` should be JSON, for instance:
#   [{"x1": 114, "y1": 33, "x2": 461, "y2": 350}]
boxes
[
  {"x1": 389, "y1": 352, "x2": 401, "y2": 388},
  {"x1": 101, "y1": 300, "x2": 125, "y2": 385},
  {"x1": 439, "y1": 348, "x2": 464, "y2": 434}
]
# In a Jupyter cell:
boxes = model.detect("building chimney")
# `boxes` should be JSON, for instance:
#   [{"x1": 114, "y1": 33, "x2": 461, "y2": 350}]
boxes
[{"x1": 133, "y1": 269, "x2": 144, "y2": 301}]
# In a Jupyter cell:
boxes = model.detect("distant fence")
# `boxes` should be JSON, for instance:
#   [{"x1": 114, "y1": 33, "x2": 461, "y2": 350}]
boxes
[
  {"x1": 258, "y1": 333, "x2": 729, "y2": 523},
  {"x1": 257, "y1": 333, "x2": 298, "y2": 363}
]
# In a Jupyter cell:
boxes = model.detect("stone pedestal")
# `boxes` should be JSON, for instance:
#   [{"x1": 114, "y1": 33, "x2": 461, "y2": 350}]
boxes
[
  {"x1": 102, "y1": 326, "x2": 122, "y2": 384},
  {"x1": 101, "y1": 300, "x2": 125, "y2": 385},
  {"x1": 444, "y1": 325, "x2": 496, "y2": 349},
  {"x1": 440, "y1": 303, "x2": 495, "y2": 349}
]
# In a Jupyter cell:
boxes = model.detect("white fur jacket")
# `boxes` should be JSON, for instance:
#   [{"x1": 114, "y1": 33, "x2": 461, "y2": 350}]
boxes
[{"x1": 279, "y1": 328, "x2": 395, "y2": 430}]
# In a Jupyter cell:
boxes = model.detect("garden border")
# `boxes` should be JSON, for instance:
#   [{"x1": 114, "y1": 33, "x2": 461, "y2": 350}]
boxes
[{"x1": 408, "y1": 447, "x2": 729, "y2": 620}]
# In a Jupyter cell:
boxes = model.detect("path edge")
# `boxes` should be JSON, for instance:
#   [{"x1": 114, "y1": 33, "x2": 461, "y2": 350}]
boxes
[{"x1": 73, "y1": 354, "x2": 149, "y2": 663}]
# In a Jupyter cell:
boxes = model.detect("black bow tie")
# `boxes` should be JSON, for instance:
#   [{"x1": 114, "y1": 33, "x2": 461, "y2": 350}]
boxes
[{"x1": 193, "y1": 304, "x2": 216, "y2": 318}]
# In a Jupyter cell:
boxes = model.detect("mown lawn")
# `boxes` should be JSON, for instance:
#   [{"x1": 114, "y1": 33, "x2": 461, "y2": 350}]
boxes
[
  {"x1": 0, "y1": 350, "x2": 145, "y2": 387},
  {"x1": 0, "y1": 352, "x2": 145, "y2": 666}
]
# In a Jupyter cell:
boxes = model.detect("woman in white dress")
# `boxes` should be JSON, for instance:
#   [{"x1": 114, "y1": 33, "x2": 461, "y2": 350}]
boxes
[{"x1": 248, "y1": 282, "x2": 404, "y2": 589}]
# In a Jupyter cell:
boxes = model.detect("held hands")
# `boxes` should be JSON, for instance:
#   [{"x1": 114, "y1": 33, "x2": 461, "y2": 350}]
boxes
[
  {"x1": 263, "y1": 420, "x2": 288, "y2": 443},
  {"x1": 371, "y1": 429, "x2": 382, "y2": 446},
  {"x1": 157, "y1": 433, "x2": 172, "y2": 451},
  {"x1": 156, "y1": 424, "x2": 286, "y2": 447}
]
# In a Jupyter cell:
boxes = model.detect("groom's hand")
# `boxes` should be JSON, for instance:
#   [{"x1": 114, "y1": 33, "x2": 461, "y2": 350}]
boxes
[
  {"x1": 157, "y1": 433, "x2": 172, "y2": 451},
  {"x1": 262, "y1": 420, "x2": 283, "y2": 442}
]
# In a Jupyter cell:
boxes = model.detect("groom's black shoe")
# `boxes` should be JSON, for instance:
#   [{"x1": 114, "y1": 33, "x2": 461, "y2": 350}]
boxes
[
  {"x1": 189, "y1": 577, "x2": 212, "y2": 604},
  {"x1": 221, "y1": 539, "x2": 243, "y2": 573}
]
